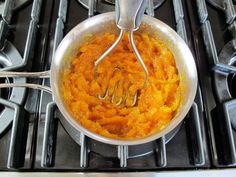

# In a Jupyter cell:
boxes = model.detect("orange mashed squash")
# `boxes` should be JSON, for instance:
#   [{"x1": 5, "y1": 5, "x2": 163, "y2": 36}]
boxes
[{"x1": 61, "y1": 33, "x2": 181, "y2": 140}]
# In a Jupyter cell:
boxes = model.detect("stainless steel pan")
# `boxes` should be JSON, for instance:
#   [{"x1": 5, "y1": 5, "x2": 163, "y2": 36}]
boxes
[{"x1": 0, "y1": 12, "x2": 198, "y2": 145}]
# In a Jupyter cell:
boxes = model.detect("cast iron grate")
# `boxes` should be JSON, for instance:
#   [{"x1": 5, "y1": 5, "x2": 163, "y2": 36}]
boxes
[
  {"x1": 191, "y1": 0, "x2": 236, "y2": 167},
  {"x1": 38, "y1": 0, "x2": 209, "y2": 170}
]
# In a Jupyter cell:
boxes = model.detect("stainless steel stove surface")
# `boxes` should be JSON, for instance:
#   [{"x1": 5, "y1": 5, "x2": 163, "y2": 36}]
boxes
[{"x1": 0, "y1": 0, "x2": 235, "y2": 175}]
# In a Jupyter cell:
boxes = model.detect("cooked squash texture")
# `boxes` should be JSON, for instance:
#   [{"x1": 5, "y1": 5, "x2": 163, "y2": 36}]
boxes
[{"x1": 61, "y1": 33, "x2": 181, "y2": 140}]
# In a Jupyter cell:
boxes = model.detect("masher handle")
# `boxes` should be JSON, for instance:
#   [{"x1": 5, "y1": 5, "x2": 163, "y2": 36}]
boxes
[{"x1": 116, "y1": 0, "x2": 147, "y2": 31}]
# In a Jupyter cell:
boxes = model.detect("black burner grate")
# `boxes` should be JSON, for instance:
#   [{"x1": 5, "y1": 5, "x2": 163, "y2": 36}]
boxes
[
  {"x1": 188, "y1": 0, "x2": 236, "y2": 167},
  {"x1": 5, "y1": 0, "x2": 236, "y2": 172},
  {"x1": 35, "y1": 0, "x2": 209, "y2": 170},
  {"x1": 0, "y1": 0, "x2": 51, "y2": 170}
]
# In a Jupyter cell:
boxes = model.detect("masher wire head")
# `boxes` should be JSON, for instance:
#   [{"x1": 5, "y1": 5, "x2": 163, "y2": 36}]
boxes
[{"x1": 94, "y1": 0, "x2": 149, "y2": 107}]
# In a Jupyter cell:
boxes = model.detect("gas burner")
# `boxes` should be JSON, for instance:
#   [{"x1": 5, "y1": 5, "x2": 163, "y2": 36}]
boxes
[
  {"x1": 0, "y1": 41, "x2": 26, "y2": 136},
  {"x1": 213, "y1": 44, "x2": 236, "y2": 130},
  {"x1": 87, "y1": 123, "x2": 181, "y2": 158},
  {"x1": 0, "y1": 0, "x2": 31, "y2": 15},
  {"x1": 78, "y1": 0, "x2": 166, "y2": 13},
  {"x1": 213, "y1": 39, "x2": 236, "y2": 103}
]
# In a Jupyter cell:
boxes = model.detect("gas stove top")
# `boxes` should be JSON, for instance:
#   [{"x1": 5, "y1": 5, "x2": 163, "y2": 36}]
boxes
[{"x1": 0, "y1": 0, "x2": 235, "y2": 174}]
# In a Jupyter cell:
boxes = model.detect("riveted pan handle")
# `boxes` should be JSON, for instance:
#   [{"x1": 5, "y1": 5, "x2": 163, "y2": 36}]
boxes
[{"x1": 0, "y1": 70, "x2": 52, "y2": 93}]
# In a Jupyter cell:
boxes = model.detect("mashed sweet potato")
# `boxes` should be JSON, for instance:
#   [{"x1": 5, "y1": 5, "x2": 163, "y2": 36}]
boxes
[{"x1": 61, "y1": 32, "x2": 181, "y2": 140}]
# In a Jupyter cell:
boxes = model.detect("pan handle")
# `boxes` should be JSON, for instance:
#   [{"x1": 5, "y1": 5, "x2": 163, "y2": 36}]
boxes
[{"x1": 0, "y1": 70, "x2": 52, "y2": 93}]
